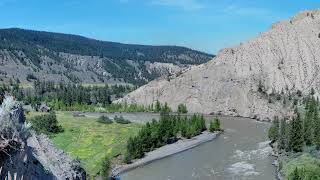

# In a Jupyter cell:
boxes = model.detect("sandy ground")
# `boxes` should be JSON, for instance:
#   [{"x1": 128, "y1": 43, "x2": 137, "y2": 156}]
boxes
[{"x1": 111, "y1": 131, "x2": 221, "y2": 176}]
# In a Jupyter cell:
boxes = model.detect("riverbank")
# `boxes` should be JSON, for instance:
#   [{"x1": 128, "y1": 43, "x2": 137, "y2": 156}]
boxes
[
  {"x1": 111, "y1": 131, "x2": 222, "y2": 176},
  {"x1": 269, "y1": 142, "x2": 282, "y2": 180}
]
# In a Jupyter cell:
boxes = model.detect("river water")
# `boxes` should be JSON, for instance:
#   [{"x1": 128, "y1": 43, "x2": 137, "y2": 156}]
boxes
[{"x1": 85, "y1": 113, "x2": 275, "y2": 180}]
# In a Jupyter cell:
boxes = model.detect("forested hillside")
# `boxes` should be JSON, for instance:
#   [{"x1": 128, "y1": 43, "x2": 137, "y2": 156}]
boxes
[{"x1": 0, "y1": 28, "x2": 213, "y2": 85}]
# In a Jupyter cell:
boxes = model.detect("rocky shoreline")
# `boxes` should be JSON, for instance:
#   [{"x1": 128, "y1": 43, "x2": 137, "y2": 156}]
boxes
[
  {"x1": 269, "y1": 142, "x2": 283, "y2": 180},
  {"x1": 111, "y1": 131, "x2": 222, "y2": 177}
]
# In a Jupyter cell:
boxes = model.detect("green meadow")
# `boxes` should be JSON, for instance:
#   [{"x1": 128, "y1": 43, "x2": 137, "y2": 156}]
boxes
[{"x1": 27, "y1": 111, "x2": 141, "y2": 177}]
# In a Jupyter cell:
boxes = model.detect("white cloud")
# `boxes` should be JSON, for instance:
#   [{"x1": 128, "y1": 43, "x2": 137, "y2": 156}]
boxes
[{"x1": 152, "y1": 0, "x2": 205, "y2": 11}]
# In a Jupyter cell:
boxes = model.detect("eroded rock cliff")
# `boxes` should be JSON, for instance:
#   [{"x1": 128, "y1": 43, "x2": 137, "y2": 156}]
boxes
[{"x1": 118, "y1": 10, "x2": 320, "y2": 120}]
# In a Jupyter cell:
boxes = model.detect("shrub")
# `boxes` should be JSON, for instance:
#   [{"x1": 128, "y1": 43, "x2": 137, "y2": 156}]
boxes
[
  {"x1": 30, "y1": 112, "x2": 63, "y2": 134},
  {"x1": 26, "y1": 74, "x2": 37, "y2": 81},
  {"x1": 97, "y1": 116, "x2": 113, "y2": 124},
  {"x1": 114, "y1": 115, "x2": 131, "y2": 124},
  {"x1": 297, "y1": 90, "x2": 302, "y2": 97}
]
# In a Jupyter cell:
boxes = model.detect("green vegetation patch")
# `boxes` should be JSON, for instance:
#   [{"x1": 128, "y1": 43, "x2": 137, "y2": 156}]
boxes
[
  {"x1": 29, "y1": 111, "x2": 141, "y2": 177},
  {"x1": 124, "y1": 113, "x2": 209, "y2": 163},
  {"x1": 282, "y1": 153, "x2": 320, "y2": 179}
]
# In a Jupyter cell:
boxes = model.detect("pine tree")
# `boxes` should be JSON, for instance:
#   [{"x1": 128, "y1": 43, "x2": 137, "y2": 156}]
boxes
[
  {"x1": 213, "y1": 118, "x2": 221, "y2": 130},
  {"x1": 290, "y1": 109, "x2": 304, "y2": 152},
  {"x1": 291, "y1": 167, "x2": 301, "y2": 180},
  {"x1": 155, "y1": 100, "x2": 161, "y2": 112},
  {"x1": 314, "y1": 106, "x2": 320, "y2": 150},
  {"x1": 209, "y1": 118, "x2": 221, "y2": 132},
  {"x1": 285, "y1": 120, "x2": 292, "y2": 152},
  {"x1": 278, "y1": 119, "x2": 287, "y2": 151},
  {"x1": 268, "y1": 116, "x2": 280, "y2": 142},
  {"x1": 304, "y1": 97, "x2": 315, "y2": 146},
  {"x1": 177, "y1": 104, "x2": 188, "y2": 114},
  {"x1": 311, "y1": 87, "x2": 315, "y2": 95}
]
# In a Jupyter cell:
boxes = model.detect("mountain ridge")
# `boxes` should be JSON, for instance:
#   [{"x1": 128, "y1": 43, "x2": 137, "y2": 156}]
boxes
[{"x1": 0, "y1": 28, "x2": 213, "y2": 85}]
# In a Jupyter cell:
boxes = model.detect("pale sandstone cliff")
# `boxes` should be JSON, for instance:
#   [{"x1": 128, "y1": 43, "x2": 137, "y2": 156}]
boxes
[{"x1": 118, "y1": 10, "x2": 320, "y2": 120}]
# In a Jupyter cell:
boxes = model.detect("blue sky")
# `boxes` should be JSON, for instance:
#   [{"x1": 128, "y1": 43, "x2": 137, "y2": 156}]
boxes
[{"x1": 0, "y1": 0, "x2": 319, "y2": 54}]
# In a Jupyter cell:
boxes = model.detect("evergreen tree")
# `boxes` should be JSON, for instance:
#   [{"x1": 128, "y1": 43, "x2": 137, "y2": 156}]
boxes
[
  {"x1": 209, "y1": 118, "x2": 221, "y2": 132},
  {"x1": 285, "y1": 120, "x2": 293, "y2": 152},
  {"x1": 291, "y1": 167, "x2": 302, "y2": 180},
  {"x1": 155, "y1": 100, "x2": 161, "y2": 112},
  {"x1": 213, "y1": 118, "x2": 221, "y2": 130},
  {"x1": 268, "y1": 116, "x2": 280, "y2": 142},
  {"x1": 278, "y1": 118, "x2": 287, "y2": 151},
  {"x1": 311, "y1": 87, "x2": 315, "y2": 95},
  {"x1": 304, "y1": 97, "x2": 315, "y2": 146},
  {"x1": 290, "y1": 109, "x2": 304, "y2": 152},
  {"x1": 162, "y1": 102, "x2": 171, "y2": 113},
  {"x1": 177, "y1": 104, "x2": 188, "y2": 114},
  {"x1": 314, "y1": 107, "x2": 320, "y2": 150}
]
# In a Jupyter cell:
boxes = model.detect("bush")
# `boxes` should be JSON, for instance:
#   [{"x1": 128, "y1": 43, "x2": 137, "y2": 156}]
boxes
[
  {"x1": 30, "y1": 112, "x2": 63, "y2": 134},
  {"x1": 97, "y1": 116, "x2": 113, "y2": 124},
  {"x1": 26, "y1": 73, "x2": 37, "y2": 81},
  {"x1": 114, "y1": 115, "x2": 131, "y2": 124}
]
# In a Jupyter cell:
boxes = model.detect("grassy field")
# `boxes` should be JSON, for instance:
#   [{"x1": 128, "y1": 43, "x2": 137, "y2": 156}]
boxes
[{"x1": 26, "y1": 111, "x2": 141, "y2": 177}]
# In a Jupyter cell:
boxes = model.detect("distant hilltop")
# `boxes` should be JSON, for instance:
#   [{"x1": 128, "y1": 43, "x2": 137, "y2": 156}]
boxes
[{"x1": 0, "y1": 28, "x2": 214, "y2": 85}]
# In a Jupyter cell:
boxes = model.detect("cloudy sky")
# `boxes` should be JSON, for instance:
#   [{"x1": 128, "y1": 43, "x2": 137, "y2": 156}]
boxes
[{"x1": 1, "y1": 0, "x2": 319, "y2": 53}]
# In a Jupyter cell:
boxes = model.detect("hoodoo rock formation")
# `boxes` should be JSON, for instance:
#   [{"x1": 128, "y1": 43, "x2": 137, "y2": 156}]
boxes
[{"x1": 118, "y1": 10, "x2": 320, "y2": 120}]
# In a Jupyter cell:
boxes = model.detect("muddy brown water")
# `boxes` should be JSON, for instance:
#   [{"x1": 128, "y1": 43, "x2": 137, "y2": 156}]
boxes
[{"x1": 84, "y1": 112, "x2": 276, "y2": 180}]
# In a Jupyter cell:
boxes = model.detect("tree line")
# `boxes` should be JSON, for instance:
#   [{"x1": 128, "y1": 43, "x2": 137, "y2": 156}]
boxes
[
  {"x1": 124, "y1": 113, "x2": 220, "y2": 163},
  {"x1": 268, "y1": 93, "x2": 320, "y2": 179},
  {"x1": 0, "y1": 81, "x2": 136, "y2": 110},
  {"x1": 269, "y1": 95, "x2": 320, "y2": 153}
]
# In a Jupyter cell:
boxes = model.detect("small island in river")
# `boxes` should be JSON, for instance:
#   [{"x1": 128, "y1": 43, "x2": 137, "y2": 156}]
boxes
[{"x1": 111, "y1": 113, "x2": 223, "y2": 177}]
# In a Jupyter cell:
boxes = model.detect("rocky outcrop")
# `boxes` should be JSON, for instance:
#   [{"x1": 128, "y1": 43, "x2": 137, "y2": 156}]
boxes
[
  {"x1": 0, "y1": 96, "x2": 86, "y2": 180},
  {"x1": 118, "y1": 10, "x2": 320, "y2": 120},
  {"x1": 27, "y1": 134, "x2": 86, "y2": 180}
]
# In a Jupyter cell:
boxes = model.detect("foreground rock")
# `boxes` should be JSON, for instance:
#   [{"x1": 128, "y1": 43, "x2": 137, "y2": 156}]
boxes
[
  {"x1": 111, "y1": 131, "x2": 221, "y2": 177},
  {"x1": 0, "y1": 96, "x2": 86, "y2": 180},
  {"x1": 118, "y1": 10, "x2": 320, "y2": 120}
]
